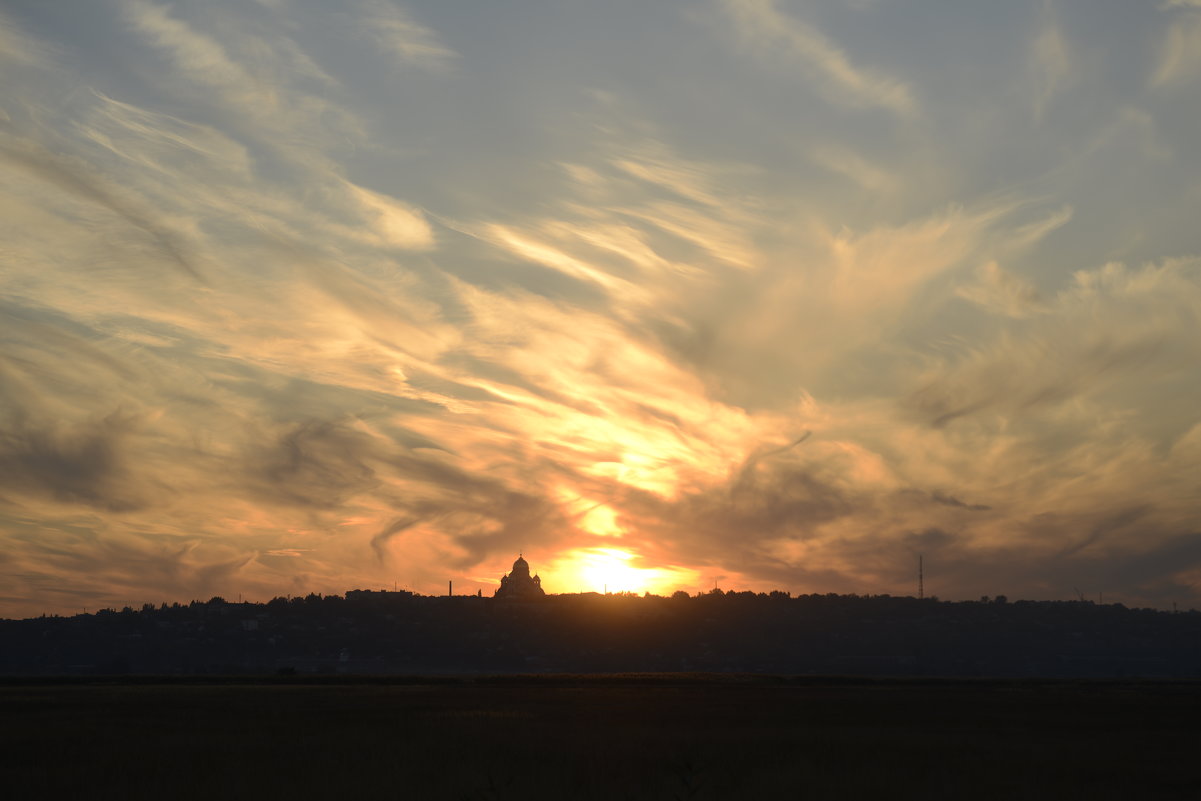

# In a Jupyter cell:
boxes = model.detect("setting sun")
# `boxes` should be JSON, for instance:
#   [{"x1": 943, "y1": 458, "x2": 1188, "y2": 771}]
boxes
[{"x1": 549, "y1": 547, "x2": 699, "y2": 596}]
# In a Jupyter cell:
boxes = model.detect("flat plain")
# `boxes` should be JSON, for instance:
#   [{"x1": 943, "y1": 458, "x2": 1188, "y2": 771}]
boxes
[{"x1": 3, "y1": 676, "x2": 1199, "y2": 800}]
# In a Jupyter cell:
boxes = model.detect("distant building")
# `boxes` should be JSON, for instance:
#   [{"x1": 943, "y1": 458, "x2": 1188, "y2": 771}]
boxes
[{"x1": 494, "y1": 554, "x2": 546, "y2": 600}]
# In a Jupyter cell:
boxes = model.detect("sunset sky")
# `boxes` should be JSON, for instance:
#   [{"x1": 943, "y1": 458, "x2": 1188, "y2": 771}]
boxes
[{"x1": 2, "y1": 1, "x2": 1200, "y2": 618}]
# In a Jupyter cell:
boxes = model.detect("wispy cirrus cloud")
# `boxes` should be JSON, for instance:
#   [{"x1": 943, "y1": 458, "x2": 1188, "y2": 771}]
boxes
[
  {"x1": 122, "y1": 0, "x2": 248, "y2": 88},
  {"x1": 1029, "y1": 12, "x2": 1075, "y2": 119},
  {"x1": 913, "y1": 258, "x2": 1201, "y2": 430},
  {"x1": 956, "y1": 262, "x2": 1047, "y2": 319},
  {"x1": 0, "y1": 8, "x2": 55, "y2": 68},
  {"x1": 718, "y1": 0, "x2": 917, "y2": 116},
  {"x1": 1152, "y1": 7, "x2": 1201, "y2": 86},
  {"x1": 810, "y1": 143, "x2": 897, "y2": 193},
  {"x1": 356, "y1": 0, "x2": 456, "y2": 71},
  {"x1": 119, "y1": 0, "x2": 367, "y2": 167}
]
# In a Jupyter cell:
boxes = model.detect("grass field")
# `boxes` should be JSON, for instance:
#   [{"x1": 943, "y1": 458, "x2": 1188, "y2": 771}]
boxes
[{"x1": 2, "y1": 676, "x2": 1199, "y2": 800}]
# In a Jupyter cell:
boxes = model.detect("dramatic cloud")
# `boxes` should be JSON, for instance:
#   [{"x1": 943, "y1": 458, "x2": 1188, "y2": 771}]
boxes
[{"x1": 1, "y1": 1, "x2": 1199, "y2": 617}]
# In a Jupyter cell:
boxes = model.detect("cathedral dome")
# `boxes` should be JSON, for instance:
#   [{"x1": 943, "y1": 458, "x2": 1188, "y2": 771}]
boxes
[{"x1": 494, "y1": 553, "x2": 545, "y2": 600}]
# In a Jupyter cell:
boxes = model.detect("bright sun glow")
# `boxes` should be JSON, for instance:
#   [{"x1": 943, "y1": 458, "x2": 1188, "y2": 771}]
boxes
[{"x1": 547, "y1": 547, "x2": 701, "y2": 595}]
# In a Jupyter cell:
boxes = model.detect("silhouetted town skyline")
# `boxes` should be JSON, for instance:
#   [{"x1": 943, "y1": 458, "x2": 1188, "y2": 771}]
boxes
[{"x1": 4, "y1": 574, "x2": 1199, "y2": 678}]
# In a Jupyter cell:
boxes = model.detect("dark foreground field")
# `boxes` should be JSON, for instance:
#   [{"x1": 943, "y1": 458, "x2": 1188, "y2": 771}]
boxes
[{"x1": 3, "y1": 676, "x2": 1199, "y2": 800}]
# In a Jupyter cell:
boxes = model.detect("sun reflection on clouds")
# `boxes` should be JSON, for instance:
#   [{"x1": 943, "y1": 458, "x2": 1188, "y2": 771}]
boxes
[
  {"x1": 343, "y1": 182, "x2": 434, "y2": 250},
  {"x1": 579, "y1": 503, "x2": 624, "y2": 538}
]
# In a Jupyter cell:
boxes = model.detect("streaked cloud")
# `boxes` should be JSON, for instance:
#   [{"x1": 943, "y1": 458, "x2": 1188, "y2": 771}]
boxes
[
  {"x1": 0, "y1": 9, "x2": 55, "y2": 67},
  {"x1": 1153, "y1": 7, "x2": 1201, "y2": 86},
  {"x1": 956, "y1": 262, "x2": 1047, "y2": 319},
  {"x1": 357, "y1": 0, "x2": 456, "y2": 71},
  {"x1": 123, "y1": 0, "x2": 248, "y2": 88},
  {"x1": 810, "y1": 144, "x2": 897, "y2": 193},
  {"x1": 1029, "y1": 13, "x2": 1074, "y2": 119},
  {"x1": 913, "y1": 258, "x2": 1201, "y2": 429},
  {"x1": 718, "y1": 0, "x2": 917, "y2": 116},
  {"x1": 344, "y1": 182, "x2": 435, "y2": 249}
]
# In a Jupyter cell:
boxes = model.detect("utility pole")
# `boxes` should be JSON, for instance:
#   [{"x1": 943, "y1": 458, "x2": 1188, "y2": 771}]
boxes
[{"x1": 918, "y1": 554, "x2": 924, "y2": 600}]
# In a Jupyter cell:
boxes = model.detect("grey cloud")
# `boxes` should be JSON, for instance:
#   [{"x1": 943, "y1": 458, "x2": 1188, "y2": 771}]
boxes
[
  {"x1": 901, "y1": 527, "x2": 956, "y2": 553},
  {"x1": 0, "y1": 301, "x2": 142, "y2": 385},
  {"x1": 231, "y1": 412, "x2": 574, "y2": 569},
  {"x1": 377, "y1": 452, "x2": 575, "y2": 567},
  {"x1": 617, "y1": 447, "x2": 857, "y2": 573},
  {"x1": 912, "y1": 333, "x2": 1167, "y2": 428},
  {"x1": 929, "y1": 491, "x2": 990, "y2": 512},
  {"x1": 0, "y1": 411, "x2": 146, "y2": 512},
  {"x1": 1, "y1": 519, "x2": 254, "y2": 610},
  {"x1": 242, "y1": 420, "x2": 379, "y2": 510},
  {"x1": 607, "y1": 441, "x2": 1196, "y2": 607},
  {"x1": 370, "y1": 515, "x2": 421, "y2": 561},
  {"x1": 908, "y1": 269, "x2": 1197, "y2": 429},
  {"x1": 927, "y1": 517, "x2": 1201, "y2": 609},
  {"x1": 1095, "y1": 532, "x2": 1201, "y2": 598},
  {"x1": 1053, "y1": 506, "x2": 1152, "y2": 560}
]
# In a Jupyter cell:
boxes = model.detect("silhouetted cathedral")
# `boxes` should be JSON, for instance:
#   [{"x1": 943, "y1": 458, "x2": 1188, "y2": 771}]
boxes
[{"x1": 494, "y1": 554, "x2": 545, "y2": 600}]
